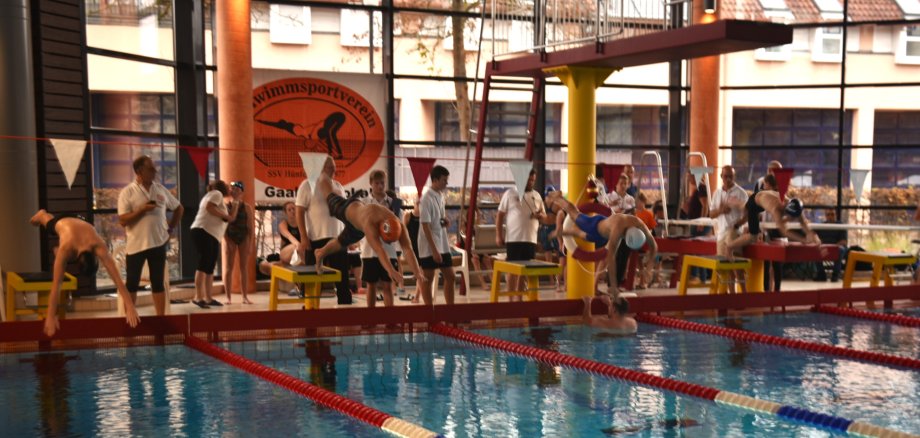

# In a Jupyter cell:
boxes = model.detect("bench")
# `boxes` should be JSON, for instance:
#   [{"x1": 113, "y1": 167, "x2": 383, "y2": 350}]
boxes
[
  {"x1": 269, "y1": 265, "x2": 342, "y2": 310},
  {"x1": 678, "y1": 255, "x2": 752, "y2": 296},
  {"x1": 489, "y1": 260, "x2": 562, "y2": 302},
  {"x1": 3, "y1": 271, "x2": 77, "y2": 321}
]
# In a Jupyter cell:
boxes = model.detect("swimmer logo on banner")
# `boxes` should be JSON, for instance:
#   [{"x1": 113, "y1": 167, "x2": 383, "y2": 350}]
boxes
[{"x1": 252, "y1": 77, "x2": 385, "y2": 202}]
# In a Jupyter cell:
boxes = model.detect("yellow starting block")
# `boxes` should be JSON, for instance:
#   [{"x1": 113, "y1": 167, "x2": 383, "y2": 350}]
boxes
[
  {"x1": 679, "y1": 255, "x2": 752, "y2": 296},
  {"x1": 3, "y1": 271, "x2": 77, "y2": 322},
  {"x1": 490, "y1": 260, "x2": 562, "y2": 302},
  {"x1": 269, "y1": 265, "x2": 342, "y2": 311},
  {"x1": 843, "y1": 251, "x2": 916, "y2": 289}
]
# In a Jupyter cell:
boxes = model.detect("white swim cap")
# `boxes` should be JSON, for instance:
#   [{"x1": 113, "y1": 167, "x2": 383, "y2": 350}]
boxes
[{"x1": 625, "y1": 227, "x2": 646, "y2": 250}]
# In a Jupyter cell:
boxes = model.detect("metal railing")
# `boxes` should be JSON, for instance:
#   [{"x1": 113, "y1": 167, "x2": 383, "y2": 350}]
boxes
[{"x1": 490, "y1": 0, "x2": 687, "y2": 59}]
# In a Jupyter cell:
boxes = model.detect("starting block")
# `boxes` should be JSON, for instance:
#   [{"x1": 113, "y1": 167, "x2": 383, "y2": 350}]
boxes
[
  {"x1": 842, "y1": 251, "x2": 916, "y2": 307},
  {"x1": 490, "y1": 260, "x2": 562, "y2": 302},
  {"x1": 679, "y1": 255, "x2": 752, "y2": 296},
  {"x1": 269, "y1": 265, "x2": 341, "y2": 310},
  {"x1": 3, "y1": 271, "x2": 77, "y2": 322}
]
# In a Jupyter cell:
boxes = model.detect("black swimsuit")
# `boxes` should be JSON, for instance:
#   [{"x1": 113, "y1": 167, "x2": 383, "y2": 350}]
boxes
[
  {"x1": 326, "y1": 192, "x2": 365, "y2": 247},
  {"x1": 746, "y1": 196, "x2": 765, "y2": 235}
]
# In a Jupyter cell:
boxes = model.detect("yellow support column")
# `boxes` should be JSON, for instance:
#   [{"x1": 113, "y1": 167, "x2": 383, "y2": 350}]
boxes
[{"x1": 546, "y1": 66, "x2": 617, "y2": 299}]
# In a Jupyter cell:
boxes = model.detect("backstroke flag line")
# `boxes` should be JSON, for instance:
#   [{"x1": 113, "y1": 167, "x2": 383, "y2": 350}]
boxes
[
  {"x1": 50, "y1": 138, "x2": 87, "y2": 189},
  {"x1": 851, "y1": 168, "x2": 869, "y2": 201},
  {"x1": 300, "y1": 152, "x2": 328, "y2": 189},
  {"x1": 407, "y1": 157, "x2": 437, "y2": 198},
  {"x1": 509, "y1": 160, "x2": 532, "y2": 200}
]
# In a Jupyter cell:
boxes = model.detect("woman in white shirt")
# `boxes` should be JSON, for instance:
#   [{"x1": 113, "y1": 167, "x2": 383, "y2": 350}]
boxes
[{"x1": 189, "y1": 180, "x2": 238, "y2": 309}]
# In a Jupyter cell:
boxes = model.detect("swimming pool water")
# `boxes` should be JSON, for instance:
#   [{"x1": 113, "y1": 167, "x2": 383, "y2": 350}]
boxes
[
  {"x1": 482, "y1": 315, "x2": 920, "y2": 435},
  {"x1": 0, "y1": 345, "x2": 388, "y2": 437},
  {"x1": 2, "y1": 309, "x2": 917, "y2": 437},
  {"x1": 228, "y1": 332, "x2": 851, "y2": 437},
  {"x1": 693, "y1": 312, "x2": 920, "y2": 361}
]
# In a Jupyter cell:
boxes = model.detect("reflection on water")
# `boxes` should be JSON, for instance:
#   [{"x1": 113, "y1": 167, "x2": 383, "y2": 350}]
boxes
[{"x1": 22, "y1": 353, "x2": 78, "y2": 437}]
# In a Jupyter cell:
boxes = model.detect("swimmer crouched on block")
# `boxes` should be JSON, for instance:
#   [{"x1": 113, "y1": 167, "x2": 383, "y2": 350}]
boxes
[
  {"x1": 30, "y1": 209, "x2": 140, "y2": 337},
  {"x1": 312, "y1": 174, "x2": 427, "y2": 288}
]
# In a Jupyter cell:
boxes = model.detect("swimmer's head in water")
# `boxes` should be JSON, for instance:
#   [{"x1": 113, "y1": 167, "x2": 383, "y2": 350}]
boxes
[
  {"x1": 379, "y1": 217, "x2": 402, "y2": 243},
  {"x1": 624, "y1": 227, "x2": 646, "y2": 250}
]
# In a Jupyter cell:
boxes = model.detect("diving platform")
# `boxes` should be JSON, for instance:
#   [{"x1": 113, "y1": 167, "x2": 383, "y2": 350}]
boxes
[{"x1": 490, "y1": 19, "x2": 793, "y2": 76}]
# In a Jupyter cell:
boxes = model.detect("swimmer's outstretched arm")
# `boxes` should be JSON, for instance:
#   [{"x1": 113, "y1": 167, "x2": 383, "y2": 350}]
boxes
[
  {"x1": 397, "y1": 225, "x2": 426, "y2": 285},
  {"x1": 98, "y1": 246, "x2": 140, "y2": 329},
  {"x1": 43, "y1": 254, "x2": 69, "y2": 337}
]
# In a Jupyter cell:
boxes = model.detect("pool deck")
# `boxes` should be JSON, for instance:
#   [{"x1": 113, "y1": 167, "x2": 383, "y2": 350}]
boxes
[{"x1": 54, "y1": 275, "x2": 906, "y2": 321}]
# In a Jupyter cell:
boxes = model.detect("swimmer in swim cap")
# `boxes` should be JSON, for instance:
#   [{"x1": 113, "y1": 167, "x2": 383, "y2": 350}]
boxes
[
  {"x1": 313, "y1": 167, "x2": 426, "y2": 296},
  {"x1": 30, "y1": 209, "x2": 140, "y2": 337},
  {"x1": 728, "y1": 174, "x2": 822, "y2": 279},
  {"x1": 545, "y1": 191, "x2": 657, "y2": 298}
]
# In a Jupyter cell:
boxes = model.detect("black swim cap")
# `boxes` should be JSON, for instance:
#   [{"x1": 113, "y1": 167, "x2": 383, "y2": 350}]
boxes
[{"x1": 784, "y1": 198, "x2": 803, "y2": 218}]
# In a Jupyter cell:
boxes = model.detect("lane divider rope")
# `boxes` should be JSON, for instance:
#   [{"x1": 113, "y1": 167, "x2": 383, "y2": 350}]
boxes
[
  {"x1": 814, "y1": 305, "x2": 920, "y2": 328},
  {"x1": 634, "y1": 313, "x2": 920, "y2": 370},
  {"x1": 430, "y1": 323, "x2": 918, "y2": 437},
  {"x1": 184, "y1": 335, "x2": 442, "y2": 438}
]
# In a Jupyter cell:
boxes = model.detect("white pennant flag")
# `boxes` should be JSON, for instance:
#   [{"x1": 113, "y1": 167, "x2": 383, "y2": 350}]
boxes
[
  {"x1": 689, "y1": 166, "x2": 713, "y2": 183},
  {"x1": 299, "y1": 152, "x2": 329, "y2": 189},
  {"x1": 50, "y1": 138, "x2": 87, "y2": 189},
  {"x1": 509, "y1": 160, "x2": 532, "y2": 200},
  {"x1": 851, "y1": 168, "x2": 869, "y2": 201}
]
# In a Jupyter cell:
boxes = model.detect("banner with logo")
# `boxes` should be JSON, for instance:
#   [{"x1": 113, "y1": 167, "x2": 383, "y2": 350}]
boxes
[{"x1": 252, "y1": 74, "x2": 386, "y2": 202}]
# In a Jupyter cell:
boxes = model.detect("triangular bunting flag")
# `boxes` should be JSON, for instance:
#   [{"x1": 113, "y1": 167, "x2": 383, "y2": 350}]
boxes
[
  {"x1": 772, "y1": 168, "x2": 794, "y2": 201},
  {"x1": 407, "y1": 157, "x2": 437, "y2": 198},
  {"x1": 185, "y1": 147, "x2": 211, "y2": 179},
  {"x1": 49, "y1": 138, "x2": 87, "y2": 189},
  {"x1": 689, "y1": 166, "x2": 713, "y2": 185},
  {"x1": 850, "y1": 168, "x2": 869, "y2": 201},
  {"x1": 299, "y1": 152, "x2": 328, "y2": 189},
  {"x1": 602, "y1": 164, "x2": 625, "y2": 189},
  {"x1": 509, "y1": 160, "x2": 532, "y2": 200}
]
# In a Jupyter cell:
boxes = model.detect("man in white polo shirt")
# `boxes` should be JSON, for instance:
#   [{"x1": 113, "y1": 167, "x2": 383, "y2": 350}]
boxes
[
  {"x1": 709, "y1": 165, "x2": 748, "y2": 293},
  {"x1": 418, "y1": 165, "x2": 455, "y2": 306},
  {"x1": 496, "y1": 168, "x2": 547, "y2": 300},
  {"x1": 117, "y1": 156, "x2": 184, "y2": 315},
  {"x1": 295, "y1": 156, "x2": 351, "y2": 305}
]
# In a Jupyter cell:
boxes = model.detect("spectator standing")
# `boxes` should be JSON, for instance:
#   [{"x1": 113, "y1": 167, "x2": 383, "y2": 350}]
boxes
[
  {"x1": 603, "y1": 174, "x2": 637, "y2": 287},
  {"x1": 624, "y1": 164, "x2": 639, "y2": 197},
  {"x1": 496, "y1": 169, "x2": 547, "y2": 301},
  {"x1": 709, "y1": 165, "x2": 748, "y2": 293},
  {"x1": 754, "y1": 160, "x2": 783, "y2": 292},
  {"x1": 814, "y1": 208, "x2": 847, "y2": 283},
  {"x1": 418, "y1": 165, "x2": 455, "y2": 305},
  {"x1": 295, "y1": 156, "x2": 351, "y2": 305},
  {"x1": 222, "y1": 181, "x2": 253, "y2": 304},
  {"x1": 117, "y1": 156, "x2": 184, "y2": 316},
  {"x1": 361, "y1": 170, "x2": 399, "y2": 307},
  {"x1": 190, "y1": 181, "x2": 237, "y2": 308}
]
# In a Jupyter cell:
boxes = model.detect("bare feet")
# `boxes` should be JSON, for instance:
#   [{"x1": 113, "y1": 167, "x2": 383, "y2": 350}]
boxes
[
  {"x1": 314, "y1": 248, "x2": 326, "y2": 273},
  {"x1": 30, "y1": 209, "x2": 48, "y2": 226},
  {"x1": 242, "y1": 297, "x2": 253, "y2": 304}
]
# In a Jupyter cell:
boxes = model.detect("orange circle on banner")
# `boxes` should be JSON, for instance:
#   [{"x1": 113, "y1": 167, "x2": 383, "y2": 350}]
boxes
[{"x1": 252, "y1": 78, "x2": 384, "y2": 189}]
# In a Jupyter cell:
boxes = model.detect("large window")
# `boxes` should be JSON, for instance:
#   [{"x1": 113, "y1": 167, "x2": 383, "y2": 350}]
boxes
[
  {"x1": 435, "y1": 101, "x2": 562, "y2": 144},
  {"x1": 732, "y1": 108, "x2": 852, "y2": 191},
  {"x1": 872, "y1": 111, "x2": 920, "y2": 188},
  {"x1": 596, "y1": 105, "x2": 667, "y2": 146}
]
